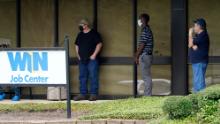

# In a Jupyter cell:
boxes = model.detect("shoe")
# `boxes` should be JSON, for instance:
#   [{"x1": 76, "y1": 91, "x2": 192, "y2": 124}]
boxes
[
  {"x1": 89, "y1": 95, "x2": 98, "y2": 101},
  {"x1": 73, "y1": 95, "x2": 86, "y2": 101},
  {"x1": 0, "y1": 93, "x2": 6, "y2": 101},
  {"x1": 12, "y1": 95, "x2": 20, "y2": 101}
]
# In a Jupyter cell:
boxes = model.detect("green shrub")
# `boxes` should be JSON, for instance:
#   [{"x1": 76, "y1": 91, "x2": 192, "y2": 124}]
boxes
[
  {"x1": 197, "y1": 99, "x2": 218, "y2": 123},
  {"x1": 189, "y1": 85, "x2": 220, "y2": 123},
  {"x1": 212, "y1": 102, "x2": 220, "y2": 124},
  {"x1": 188, "y1": 94, "x2": 199, "y2": 114},
  {"x1": 199, "y1": 85, "x2": 220, "y2": 101},
  {"x1": 162, "y1": 96, "x2": 193, "y2": 119}
]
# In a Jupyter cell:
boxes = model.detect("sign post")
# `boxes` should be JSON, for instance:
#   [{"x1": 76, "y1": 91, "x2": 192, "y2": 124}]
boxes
[
  {"x1": 0, "y1": 40, "x2": 71, "y2": 118},
  {"x1": 64, "y1": 36, "x2": 71, "y2": 118}
]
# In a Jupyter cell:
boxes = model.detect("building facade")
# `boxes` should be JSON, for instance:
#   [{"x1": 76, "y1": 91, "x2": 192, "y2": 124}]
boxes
[{"x1": 0, "y1": 0, "x2": 220, "y2": 98}]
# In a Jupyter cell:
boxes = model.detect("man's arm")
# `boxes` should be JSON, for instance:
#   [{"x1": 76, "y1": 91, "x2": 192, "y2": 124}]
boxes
[
  {"x1": 75, "y1": 45, "x2": 80, "y2": 60},
  {"x1": 188, "y1": 28, "x2": 198, "y2": 50},
  {"x1": 90, "y1": 43, "x2": 103, "y2": 60},
  {"x1": 135, "y1": 43, "x2": 145, "y2": 65},
  {"x1": 188, "y1": 28, "x2": 194, "y2": 48},
  {"x1": 188, "y1": 36, "x2": 194, "y2": 48}
]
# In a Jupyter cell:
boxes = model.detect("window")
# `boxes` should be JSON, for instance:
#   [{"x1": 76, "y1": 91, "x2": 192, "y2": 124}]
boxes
[
  {"x1": 98, "y1": 0, "x2": 133, "y2": 57},
  {"x1": 21, "y1": 0, "x2": 54, "y2": 47},
  {"x1": 0, "y1": 0, "x2": 16, "y2": 48}
]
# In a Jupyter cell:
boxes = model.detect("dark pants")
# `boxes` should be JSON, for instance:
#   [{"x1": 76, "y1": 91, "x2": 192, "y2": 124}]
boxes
[{"x1": 79, "y1": 59, "x2": 99, "y2": 95}]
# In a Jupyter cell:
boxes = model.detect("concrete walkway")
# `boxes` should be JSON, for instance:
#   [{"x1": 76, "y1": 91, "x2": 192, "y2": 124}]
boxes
[
  {"x1": 0, "y1": 99, "x2": 112, "y2": 104},
  {"x1": 0, "y1": 120, "x2": 148, "y2": 124}
]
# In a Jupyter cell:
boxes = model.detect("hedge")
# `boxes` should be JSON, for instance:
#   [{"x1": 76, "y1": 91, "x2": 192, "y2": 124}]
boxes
[{"x1": 162, "y1": 84, "x2": 220, "y2": 122}]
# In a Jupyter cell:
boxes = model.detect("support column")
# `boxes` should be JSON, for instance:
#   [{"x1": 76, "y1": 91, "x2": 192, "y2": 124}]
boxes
[
  {"x1": 132, "y1": 0, "x2": 138, "y2": 97},
  {"x1": 54, "y1": 0, "x2": 59, "y2": 47},
  {"x1": 16, "y1": 0, "x2": 21, "y2": 47},
  {"x1": 171, "y1": 0, "x2": 188, "y2": 95}
]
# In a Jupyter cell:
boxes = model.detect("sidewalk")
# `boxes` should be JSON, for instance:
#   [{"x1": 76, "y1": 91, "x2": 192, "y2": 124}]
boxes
[
  {"x1": 0, "y1": 99, "x2": 111, "y2": 104},
  {"x1": 0, "y1": 120, "x2": 148, "y2": 124}
]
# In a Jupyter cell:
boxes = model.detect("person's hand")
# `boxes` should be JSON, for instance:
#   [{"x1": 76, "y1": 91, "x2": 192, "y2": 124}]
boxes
[
  {"x1": 77, "y1": 55, "x2": 81, "y2": 60},
  {"x1": 90, "y1": 54, "x2": 96, "y2": 60},
  {"x1": 188, "y1": 39, "x2": 193, "y2": 47},
  {"x1": 189, "y1": 27, "x2": 193, "y2": 33},
  {"x1": 135, "y1": 57, "x2": 139, "y2": 65},
  {"x1": 192, "y1": 45, "x2": 198, "y2": 51},
  {"x1": 189, "y1": 27, "x2": 194, "y2": 36}
]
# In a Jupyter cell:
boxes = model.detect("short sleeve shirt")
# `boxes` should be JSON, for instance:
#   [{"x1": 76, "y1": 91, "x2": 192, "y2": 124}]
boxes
[
  {"x1": 189, "y1": 31, "x2": 209, "y2": 64},
  {"x1": 138, "y1": 26, "x2": 154, "y2": 55},
  {"x1": 75, "y1": 29, "x2": 102, "y2": 61}
]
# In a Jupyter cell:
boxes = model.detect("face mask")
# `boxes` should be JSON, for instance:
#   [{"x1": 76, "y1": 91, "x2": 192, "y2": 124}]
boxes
[
  {"x1": 138, "y1": 19, "x2": 142, "y2": 27},
  {"x1": 79, "y1": 25, "x2": 84, "y2": 32}
]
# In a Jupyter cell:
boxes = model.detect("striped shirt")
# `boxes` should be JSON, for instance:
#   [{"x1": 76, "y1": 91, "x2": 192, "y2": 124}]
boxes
[{"x1": 138, "y1": 26, "x2": 154, "y2": 55}]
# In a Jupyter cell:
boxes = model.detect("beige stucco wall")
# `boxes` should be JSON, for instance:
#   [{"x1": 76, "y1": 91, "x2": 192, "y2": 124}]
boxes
[
  {"x1": 20, "y1": 0, "x2": 54, "y2": 47},
  {"x1": 98, "y1": 0, "x2": 133, "y2": 57},
  {"x1": 0, "y1": 0, "x2": 16, "y2": 47}
]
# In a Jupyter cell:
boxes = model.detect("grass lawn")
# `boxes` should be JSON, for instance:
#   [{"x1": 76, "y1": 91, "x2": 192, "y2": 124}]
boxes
[{"x1": 0, "y1": 97, "x2": 198, "y2": 124}]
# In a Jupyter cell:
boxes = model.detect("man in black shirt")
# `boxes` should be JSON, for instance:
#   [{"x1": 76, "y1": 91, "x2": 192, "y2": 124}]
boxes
[{"x1": 74, "y1": 19, "x2": 102, "y2": 101}]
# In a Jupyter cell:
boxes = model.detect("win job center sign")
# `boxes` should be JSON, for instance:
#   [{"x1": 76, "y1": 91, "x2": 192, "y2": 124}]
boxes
[{"x1": 0, "y1": 50, "x2": 67, "y2": 85}]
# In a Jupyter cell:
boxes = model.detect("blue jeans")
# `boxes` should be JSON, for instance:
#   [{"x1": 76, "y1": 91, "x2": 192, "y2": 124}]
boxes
[
  {"x1": 79, "y1": 59, "x2": 99, "y2": 95},
  {"x1": 192, "y1": 62, "x2": 208, "y2": 93}
]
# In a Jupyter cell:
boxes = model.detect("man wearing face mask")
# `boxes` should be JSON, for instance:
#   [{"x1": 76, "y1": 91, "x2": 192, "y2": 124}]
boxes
[
  {"x1": 74, "y1": 19, "x2": 102, "y2": 101},
  {"x1": 188, "y1": 18, "x2": 209, "y2": 92},
  {"x1": 135, "y1": 13, "x2": 154, "y2": 96}
]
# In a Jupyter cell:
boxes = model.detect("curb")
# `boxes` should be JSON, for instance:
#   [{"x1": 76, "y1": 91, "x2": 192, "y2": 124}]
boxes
[{"x1": 0, "y1": 120, "x2": 148, "y2": 124}]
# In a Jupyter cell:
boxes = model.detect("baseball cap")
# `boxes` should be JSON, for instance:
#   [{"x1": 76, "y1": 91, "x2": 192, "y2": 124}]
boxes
[
  {"x1": 79, "y1": 19, "x2": 90, "y2": 26},
  {"x1": 194, "y1": 18, "x2": 206, "y2": 30}
]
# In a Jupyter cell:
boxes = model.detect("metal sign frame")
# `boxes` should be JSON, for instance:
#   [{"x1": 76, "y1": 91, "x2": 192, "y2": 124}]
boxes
[{"x1": 0, "y1": 40, "x2": 71, "y2": 118}]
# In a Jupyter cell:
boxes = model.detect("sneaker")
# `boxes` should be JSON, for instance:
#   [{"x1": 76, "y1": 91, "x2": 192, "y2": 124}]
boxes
[
  {"x1": 73, "y1": 95, "x2": 86, "y2": 101},
  {"x1": 89, "y1": 95, "x2": 98, "y2": 101},
  {"x1": 0, "y1": 93, "x2": 6, "y2": 101},
  {"x1": 12, "y1": 95, "x2": 20, "y2": 101}
]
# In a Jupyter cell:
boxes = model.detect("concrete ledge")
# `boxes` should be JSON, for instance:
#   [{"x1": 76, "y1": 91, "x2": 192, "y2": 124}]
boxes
[
  {"x1": 77, "y1": 120, "x2": 92, "y2": 124},
  {"x1": 107, "y1": 120, "x2": 121, "y2": 124},
  {"x1": 0, "y1": 120, "x2": 147, "y2": 124},
  {"x1": 91, "y1": 120, "x2": 107, "y2": 124},
  {"x1": 121, "y1": 120, "x2": 135, "y2": 124}
]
